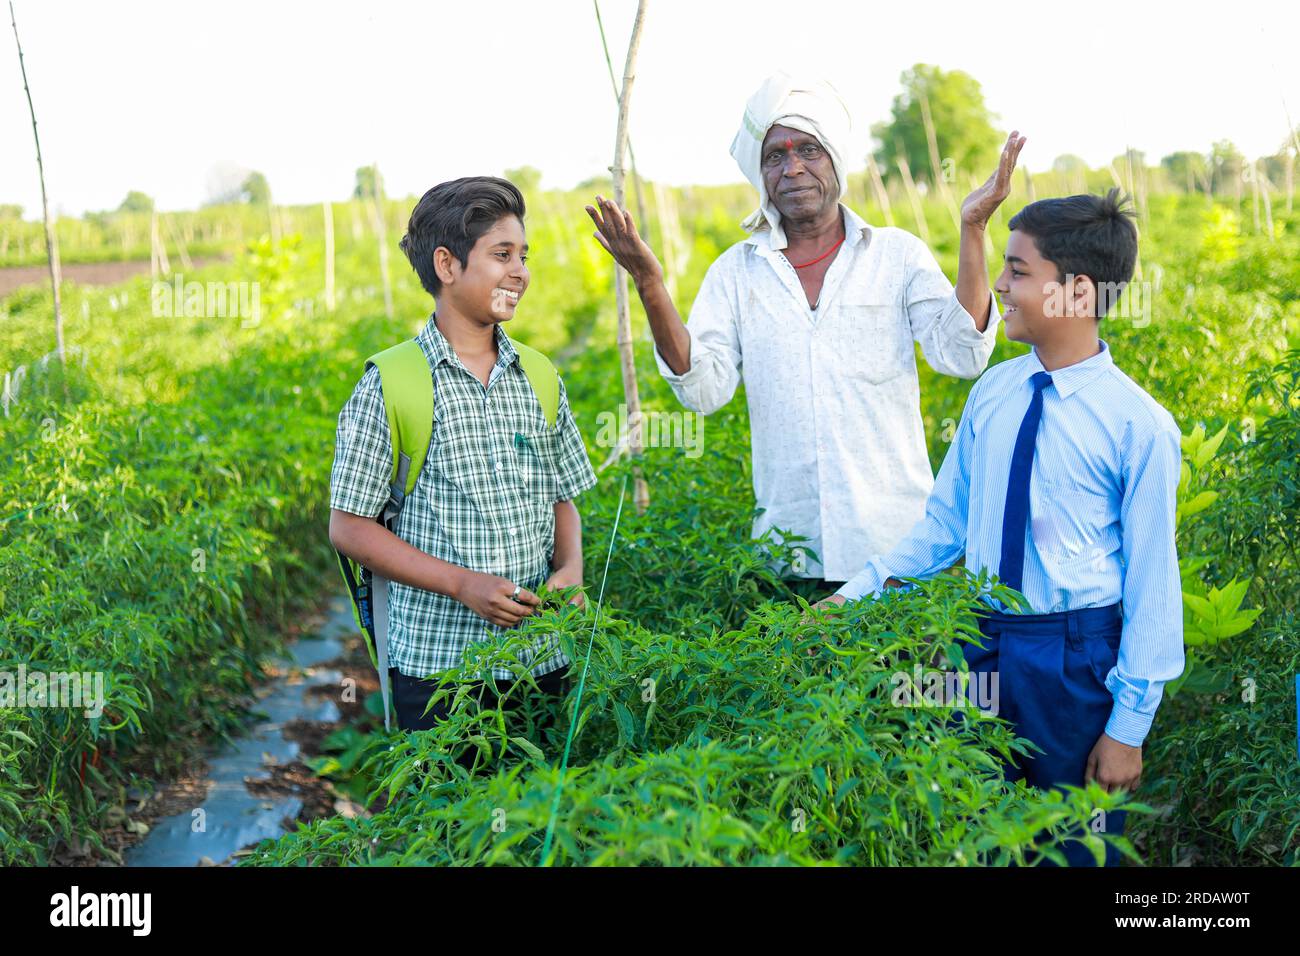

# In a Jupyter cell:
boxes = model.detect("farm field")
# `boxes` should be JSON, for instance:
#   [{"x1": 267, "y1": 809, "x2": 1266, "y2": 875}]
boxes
[{"x1": 2, "y1": 177, "x2": 1297, "y2": 868}]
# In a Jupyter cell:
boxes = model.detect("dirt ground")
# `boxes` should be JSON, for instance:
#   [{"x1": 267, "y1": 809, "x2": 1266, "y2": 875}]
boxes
[{"x1": 0, "y1": 257, "x2": 227, "y2": 298}]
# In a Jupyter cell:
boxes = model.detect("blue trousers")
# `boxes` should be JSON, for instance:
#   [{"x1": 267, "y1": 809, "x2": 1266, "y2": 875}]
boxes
[{"x1": 962, "y1": 602, "x2": 1128, "y2": 867}]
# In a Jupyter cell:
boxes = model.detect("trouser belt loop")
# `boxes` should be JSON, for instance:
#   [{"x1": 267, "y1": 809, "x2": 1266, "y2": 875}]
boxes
[{"x1": 1066, "y1": 609, "x2": 1082, "y2": 650}]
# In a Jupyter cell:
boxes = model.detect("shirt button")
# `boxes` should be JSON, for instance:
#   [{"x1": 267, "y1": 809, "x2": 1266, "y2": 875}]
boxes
[
  {"x1": 508, "y1": 528, "x2": 517, "y2": 536},
  {"x1": 495, "y1": 461, "x2": 503, "y2": 472}
]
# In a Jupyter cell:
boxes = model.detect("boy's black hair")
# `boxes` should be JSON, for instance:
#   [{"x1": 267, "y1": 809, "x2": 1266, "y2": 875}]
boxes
[
  {"x1": 399, "y1": 176, "x2": 526, "y2": 297},
  {"x1": 1008, "y1": 187, "x2": 1138, "y2": 317}
]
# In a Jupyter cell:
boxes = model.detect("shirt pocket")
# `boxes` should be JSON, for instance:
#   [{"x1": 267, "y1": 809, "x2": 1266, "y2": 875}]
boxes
[
  {"x1": 839, "y1": 302, "x2": 909, "y2": 385},
  {"x1": 514, "y1": 426, "x2": 560, "y2": 504},
  {"x1": 1032, "y1": 481, "x2": 1118, "y2": 570}
]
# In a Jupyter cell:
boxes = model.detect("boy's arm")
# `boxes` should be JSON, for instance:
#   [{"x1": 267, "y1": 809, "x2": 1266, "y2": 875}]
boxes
[
  {"x1": 830, "y1": 387, "x2": 979, "y2": 603},
  {"x1": 545, "y1": 500, "x2": 585, "y2": 606},
  {"x1": 1100, "y1": 419, "x2": 1187, "y2": 749},
  {"x1": 905, "y1": 133, "x2": 1024, "y2": 380},
  {"x1": 543, "y1": 376, "x2": 598, "y2": 605}
]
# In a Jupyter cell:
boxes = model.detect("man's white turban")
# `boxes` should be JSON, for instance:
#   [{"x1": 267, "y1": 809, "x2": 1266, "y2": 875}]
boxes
[{"x1": 729, "y1": 71, "x2": 852, "y2": 250}]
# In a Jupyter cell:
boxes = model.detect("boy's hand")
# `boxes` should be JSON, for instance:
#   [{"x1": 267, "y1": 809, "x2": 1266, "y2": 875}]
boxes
[
  {"x1": 801, "y1": 594, "x2": 847, "y2": 656},
  {"x1": 455, "y1": 571, "x2": 540, "y2": 628},
  {"x1": 584, "y1": 195, "x2": 664, "y2": 288},
  {"x1": 1085, "y1": 732, "x2": 1142, "y2": 793},
  {"x1": 544, "y1": 565, "x2": 586, "y2": 609},
  {"x1": 960, "y1": 131, "x2": 1026, "y2": 229}
]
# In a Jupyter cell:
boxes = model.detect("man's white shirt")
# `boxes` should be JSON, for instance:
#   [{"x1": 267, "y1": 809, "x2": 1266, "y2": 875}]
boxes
[{"x1": 653, "y1": 203, "x2": 1000, "y2": 581}]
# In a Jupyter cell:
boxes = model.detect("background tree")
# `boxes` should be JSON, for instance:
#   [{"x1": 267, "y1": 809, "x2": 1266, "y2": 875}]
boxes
[
  {"x1": 504, "y1": 165, "x2": 543, "y2": 199},
  {"x1": 353, "y1": 165, "x2": 378, "y2": 201},
  {"x1": 1209, "y1": 140, "x2": 1245, "y2": 196},
  {"x1": 1161, "y1": 151, "x2": 1210, "y2": 194},
  {"x1": 240, "y1": 171, "x2": 271, "y2": 205},
  {"x1": 117, "y1": 190, "x2": 154, "y2": 214},
  {"x1": 871, "y1": 64, "x2": 1001, "y2": 186},
  {"x1": 1051, "y1": 154, "x2": 1088, "y2": 174}
]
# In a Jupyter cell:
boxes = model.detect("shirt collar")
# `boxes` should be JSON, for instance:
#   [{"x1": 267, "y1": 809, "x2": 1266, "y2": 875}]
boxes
[
  {"x1": 417, "y1": 313, "x2": 520, "y2": 371},
  {"x1": 1023, "y1": 339, "x2": 1114, "y2": 398},
  {"x1": 744, "y1": 202, "x2": 872, "y2": 257}
]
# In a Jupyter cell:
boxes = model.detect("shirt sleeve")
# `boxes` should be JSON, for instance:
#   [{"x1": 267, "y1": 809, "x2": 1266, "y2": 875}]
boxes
[
  {"x1": 552, "y1": 374, "x2": 598, "y2": 502},
  {"x1": 1104, "y1": 417, "x2": 1187, "y2": 746},
  {"x1": 903, "y1": 234, "x2": 1000, "y2": 380},
  {"x1": 329, "y1": 365, "x2": 391, "y2": 519},
  {"x1": 653, "y1": 253, "x2": 743, "y2": 415},
  {"x1": 836, "y1": 380, "x2": 979, "y2": 601}
]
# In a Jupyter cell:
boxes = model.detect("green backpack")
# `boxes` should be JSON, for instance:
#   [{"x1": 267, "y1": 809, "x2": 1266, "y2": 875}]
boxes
[{"x1": 335, "y1": 335, "x2": 560, "y2": 731}]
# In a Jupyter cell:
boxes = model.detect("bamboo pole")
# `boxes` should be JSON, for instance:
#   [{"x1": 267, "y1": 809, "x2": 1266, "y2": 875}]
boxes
[
  {"x1": 323, "y1": 200, "x2": 336, "y2": 311},
  {"x1": 370, "y1": 163, "x2": 394, "y2": 319},
  {"x1": 268, "y1": 198, "x2": 282, "y2": 251},
  {"x1": 894, "y1": 152, "x2": 930, "y2": 245},
  {"x1": 647, "y1": 178, "x2": 681, "y2": 300},
  {"x1": 1250, "y1": 161, "x2": 1261, "y2": 233},
  {"x1": 593, "y1": 0, "x2": 650, "y2": 249},
  {"x1": 865, "y1": 152, "x2": 894, "y2": 226},
  {"x1": 610, "y1": 0, "x2": 650, "y2": 514},
  {"x1": 150, "y1": 207, "x2": 170, "y2": 278},
  {"x1": 918, "y1": 89, "x2": 959, "y2": 228},
  {"x1": 10, "y1": 0, "x2": 63, "y2": 366},
  {"x1": 163, "y1": 213, "x2": 193, "y2": 271}
]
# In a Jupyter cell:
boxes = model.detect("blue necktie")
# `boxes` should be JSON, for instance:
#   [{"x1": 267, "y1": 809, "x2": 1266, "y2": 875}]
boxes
[{"x1": 998, "y1": 371, "x2": 1054, "y2": 594}]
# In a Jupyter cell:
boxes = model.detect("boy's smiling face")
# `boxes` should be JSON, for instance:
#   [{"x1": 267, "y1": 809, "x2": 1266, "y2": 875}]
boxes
[
  {"x1": 436, "y1": 214, "x2": 529, "y2": 324},
  {"x1": 994, "y1": 229, "x2": 1096, "y2": 345}
]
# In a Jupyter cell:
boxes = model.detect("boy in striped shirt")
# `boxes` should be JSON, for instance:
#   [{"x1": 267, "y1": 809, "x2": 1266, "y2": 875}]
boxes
[{"x1": 822, "y1": 189, "x2": 1185, "y2": 866}]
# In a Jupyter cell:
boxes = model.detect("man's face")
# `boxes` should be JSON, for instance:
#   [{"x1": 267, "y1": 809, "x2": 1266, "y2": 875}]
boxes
[
  {"x1": 438, "y1": 214, "x2": 529, "y2": 323},
  {"x1": 760, "y1": 124, "x2": 839, "y2": 223},
  {"x1": 993, "y1": 229, "x2": 1094, "y2": 344}
]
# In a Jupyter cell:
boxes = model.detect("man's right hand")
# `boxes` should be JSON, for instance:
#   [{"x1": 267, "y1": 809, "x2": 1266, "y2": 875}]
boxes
[
  {"x1": 585, "y1": 195, "x2": 664, "y2": 287},
  {"x1": 454, "y1": 571, "x2": 540, "y2": 628}
]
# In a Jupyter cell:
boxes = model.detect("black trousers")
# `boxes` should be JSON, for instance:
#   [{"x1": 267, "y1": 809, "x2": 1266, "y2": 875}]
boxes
[
  {"x1": 389, "y1": 665, "x2": 571, "y2": 732},
  {"x1": 785, "y1": 577, "x2": 848, "y2": 603}
]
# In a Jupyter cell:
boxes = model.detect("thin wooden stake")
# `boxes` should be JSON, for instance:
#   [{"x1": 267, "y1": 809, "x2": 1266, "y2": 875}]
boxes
[
  {"x1": 610, "y1": 0, "x2": 650, "y2": 514},
  {"x1": 323, "y1": 200, "x2": 336, "y2": 311},
  {"x1": 10, "y1": 0, "x2": 63, "y2": 366},
  {"x1": 162, "y1": 213, "x2": 193, "y2": 271},
  {"x1": 370, "y1": 163, "x2": 394, "y2": 320},
  {"x1": 895, "y1": 152, "x2": 930, "y2": 245},
  {"x1": 865, "y1": 152, "x2": 894, "y2": 226}
]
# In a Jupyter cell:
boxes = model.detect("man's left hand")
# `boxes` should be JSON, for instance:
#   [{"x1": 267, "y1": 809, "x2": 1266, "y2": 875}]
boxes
[{"x1": 960, "y1": 131, "x2": 1027, "y2": 229}]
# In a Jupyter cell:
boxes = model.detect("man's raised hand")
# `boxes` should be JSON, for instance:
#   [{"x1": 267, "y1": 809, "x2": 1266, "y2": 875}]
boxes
[
  {"x1": 960, "y1": 131, "x2": 1027, "y2": 229},
  {"x1": 584, "y1": 195, "x2": 664, "y2": 287}
]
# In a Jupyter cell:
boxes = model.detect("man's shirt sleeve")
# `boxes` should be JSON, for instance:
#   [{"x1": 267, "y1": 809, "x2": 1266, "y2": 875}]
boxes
[
  {"x1": 653, "y1": 253, "x2": 744, "y2": 415},
  {"x1": 903, "y1": 234, "x2": 1000, "y2": 380},
  {"x1": 329, "y1": 365, "x2": 391, "y2": 519},
  {"x1": 552, "y1": 375, "x2": 599, "y2": 501},
  {"x1": 836, "y1": 382, "x2": 979, "y2": 601},
  {"x1": 1104, "y1": 416, "x2": 1187, "y2": 746}
]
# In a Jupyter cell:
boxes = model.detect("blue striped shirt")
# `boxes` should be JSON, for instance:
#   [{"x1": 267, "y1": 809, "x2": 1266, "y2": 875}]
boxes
[{"x1": 837, "y1": 339, "x2": 1185, "y2": 746}]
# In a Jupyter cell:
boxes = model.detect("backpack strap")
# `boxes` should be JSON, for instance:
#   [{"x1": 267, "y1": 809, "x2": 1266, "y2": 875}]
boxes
[
  {"x1": 345, "y1": 339, "x2": 434, "y2": 732},
  {"x1": 513, "y1": 340, "x2": 560, "y2": 429},
  {"x1": 366, "y1": 339, "x2": 435, "y2": 503}
]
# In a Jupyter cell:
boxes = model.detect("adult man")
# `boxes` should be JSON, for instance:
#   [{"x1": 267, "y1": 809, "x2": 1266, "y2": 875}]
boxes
[{"x1": 586, "y1": 72, "x2": 1024, "y2": 595}]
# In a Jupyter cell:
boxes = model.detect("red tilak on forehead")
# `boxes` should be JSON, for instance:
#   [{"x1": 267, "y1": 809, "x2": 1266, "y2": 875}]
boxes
[{"x1": 784, "y1": 137, "x2": 794, "y2": 150}]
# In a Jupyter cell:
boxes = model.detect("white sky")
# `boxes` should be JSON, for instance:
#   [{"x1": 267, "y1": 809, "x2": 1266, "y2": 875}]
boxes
[{"x1": 3, "y1": 0, "x2": 1298, "y2": 217}]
